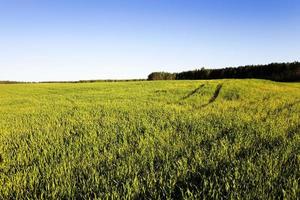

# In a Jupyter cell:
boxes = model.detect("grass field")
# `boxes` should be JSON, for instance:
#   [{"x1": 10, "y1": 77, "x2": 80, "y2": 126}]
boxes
[{"x1": 0, "y1": 79, "x2": 299, "y2": 199}]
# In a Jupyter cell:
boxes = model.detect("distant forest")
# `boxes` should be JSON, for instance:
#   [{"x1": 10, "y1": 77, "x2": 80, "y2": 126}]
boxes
[
  {"x1": 148, "y1": 62, "x2": 300, "y2": 82},
  {"x1": 1, "y1": 62, "x2": 300, "y2": 84}
]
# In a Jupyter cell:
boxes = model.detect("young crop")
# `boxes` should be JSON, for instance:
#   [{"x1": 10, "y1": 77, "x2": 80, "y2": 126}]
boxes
[{"x1": 0, "y1": 80, "x2": 299, "y2": 199}]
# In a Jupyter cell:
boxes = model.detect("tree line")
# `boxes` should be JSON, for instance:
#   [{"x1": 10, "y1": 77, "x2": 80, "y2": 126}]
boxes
[{"x1": 148, "y1": 62, "x2": 300, "y2": 82}]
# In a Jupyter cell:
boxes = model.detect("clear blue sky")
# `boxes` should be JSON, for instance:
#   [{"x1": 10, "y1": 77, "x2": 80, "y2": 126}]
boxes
[{"x1": 1, "y1": 0, "x2": 299, "y2": 81}]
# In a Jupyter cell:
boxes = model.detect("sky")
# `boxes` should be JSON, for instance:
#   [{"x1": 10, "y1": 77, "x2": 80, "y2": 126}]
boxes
[{"x1": 0, "y1": 0, "x2": 300, "y2": 81}]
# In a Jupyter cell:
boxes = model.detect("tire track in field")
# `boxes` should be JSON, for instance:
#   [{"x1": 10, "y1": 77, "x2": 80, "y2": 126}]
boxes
[
  {"x1": 201, "y1": 84, "x2": 223, "y2": 107},
  {"x1": 182, "y1": 84, "x2": 205, "y2": 100},
  {"x1": 208, "y1": 84, "x2": 223, "y2": 103}
]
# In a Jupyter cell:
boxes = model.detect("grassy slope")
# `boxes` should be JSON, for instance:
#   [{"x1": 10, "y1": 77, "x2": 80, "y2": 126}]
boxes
[{"x1": 0, "y1": 79, "x2": 299, "y2": 199}]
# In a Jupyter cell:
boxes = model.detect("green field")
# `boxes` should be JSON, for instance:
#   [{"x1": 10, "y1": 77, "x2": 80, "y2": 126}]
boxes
[{"x1": 0, "y1": 80, "x2": 299, "y2": 199}]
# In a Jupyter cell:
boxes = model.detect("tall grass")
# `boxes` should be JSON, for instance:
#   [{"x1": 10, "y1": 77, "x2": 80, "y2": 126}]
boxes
[{"x1": 0, "y1": 80, "x2": 299, "y2": 199}]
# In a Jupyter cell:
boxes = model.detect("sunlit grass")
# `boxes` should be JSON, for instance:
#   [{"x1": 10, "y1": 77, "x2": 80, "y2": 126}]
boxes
[{"x1": 0, "y1": 79, "x2": 299, "y2": 199}]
